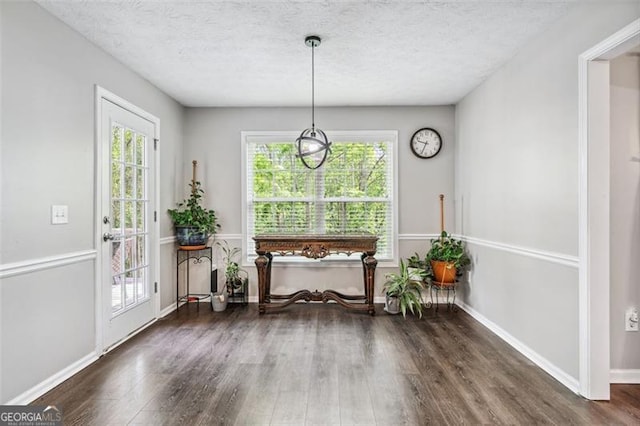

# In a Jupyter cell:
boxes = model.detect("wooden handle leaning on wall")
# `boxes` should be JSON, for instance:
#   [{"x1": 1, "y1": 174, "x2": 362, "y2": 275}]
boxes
[
  {"x1": 192, "y1": 160, "x2": 197, "y2": 195},
  {"x1": 439, "y1": 194, "x2": 445, "y2": 237}
]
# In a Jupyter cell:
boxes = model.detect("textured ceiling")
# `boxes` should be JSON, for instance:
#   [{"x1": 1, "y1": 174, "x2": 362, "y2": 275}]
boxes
[{"x1": 37, "y1": 0, "x2": 583, "y2": 107}]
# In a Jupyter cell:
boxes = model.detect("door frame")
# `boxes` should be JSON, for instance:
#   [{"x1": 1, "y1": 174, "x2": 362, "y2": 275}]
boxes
[
  {"x1": 578, "y1": 19, "x2": 640, "y2": 400},
  {"x1": 94, "y1": 85, "x2": 161, "y2": 355}
]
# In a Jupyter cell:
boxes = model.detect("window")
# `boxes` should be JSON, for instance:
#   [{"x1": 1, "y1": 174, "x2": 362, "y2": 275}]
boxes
[{"x1": 242, "y1": 131, "x2": 397, "y2": 263}]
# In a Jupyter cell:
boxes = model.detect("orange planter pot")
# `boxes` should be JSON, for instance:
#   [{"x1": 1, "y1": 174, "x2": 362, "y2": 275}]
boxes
[{"x1": 430, "y1": 260, "x2": 457, "y2": 284}]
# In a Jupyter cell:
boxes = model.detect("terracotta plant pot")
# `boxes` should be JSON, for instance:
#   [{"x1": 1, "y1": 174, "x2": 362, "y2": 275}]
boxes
[{"x1": 430, "y1": 260, "x2": 457, "y2": 284}]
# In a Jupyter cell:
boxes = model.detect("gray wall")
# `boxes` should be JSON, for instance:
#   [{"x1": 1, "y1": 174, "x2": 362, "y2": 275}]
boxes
[
  {"x1": 183, "y1": 107, "x2": 455, "y2": 296},
  {"x1": 455, "y1": 2, "x2": 640, "y2": 382},
  {"x1": 610, "y1": 52, "x2": 640, "y2": 370},
  {"x1": 0, "y1": 1, "x2": 184, "y2": 403}
]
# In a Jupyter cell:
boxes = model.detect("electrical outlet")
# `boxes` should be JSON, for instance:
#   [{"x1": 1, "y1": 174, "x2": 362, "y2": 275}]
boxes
[{"x1": 626, "y1": 308, "x2": 639, "y2": 332}]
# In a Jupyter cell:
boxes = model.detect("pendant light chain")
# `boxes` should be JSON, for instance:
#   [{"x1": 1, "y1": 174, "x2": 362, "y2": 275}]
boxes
[{"x1": 311, "y1": 41, "x2": 315, "y2": 132}]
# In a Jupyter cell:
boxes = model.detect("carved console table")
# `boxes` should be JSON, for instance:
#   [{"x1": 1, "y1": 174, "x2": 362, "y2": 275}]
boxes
[{"x1": 253, "y1": 234, "x2": 378, "y2": 315}]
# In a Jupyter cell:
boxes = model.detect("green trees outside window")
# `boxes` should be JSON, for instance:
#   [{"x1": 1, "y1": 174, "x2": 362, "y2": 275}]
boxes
[{"x1": 247, "y1": 136, "x2": 395, "y2": 259}]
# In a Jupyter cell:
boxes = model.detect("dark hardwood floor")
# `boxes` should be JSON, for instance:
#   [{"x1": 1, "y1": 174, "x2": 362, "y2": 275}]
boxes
[{"x1": 34, "y1": 303, "x2": 640, "y2": 425}]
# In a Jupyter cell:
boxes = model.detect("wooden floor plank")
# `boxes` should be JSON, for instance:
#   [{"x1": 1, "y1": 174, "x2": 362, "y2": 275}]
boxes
[{"x1": 30, "y1": 303, "x2": 640, "y2": 425}]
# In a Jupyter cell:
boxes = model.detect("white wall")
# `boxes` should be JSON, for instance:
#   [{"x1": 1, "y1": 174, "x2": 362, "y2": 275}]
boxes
[
  {"x1": 610, "y1": 52, "x2": 640, "y2": 371},
  {"x1": 183, "y1": 106, "x2": 455, "y2": 296},
  {"x1": 455, "y1": 1, "x2": 639, "y2": 385},
  {"x1": 0, "y1": 1, "x2": 184, "y2": 403}
]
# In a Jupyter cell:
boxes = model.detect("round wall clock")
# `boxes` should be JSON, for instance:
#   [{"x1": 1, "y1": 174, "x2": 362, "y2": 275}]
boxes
[{"x1": 410, "y1": 128, "x2": 442, "y2": 159}]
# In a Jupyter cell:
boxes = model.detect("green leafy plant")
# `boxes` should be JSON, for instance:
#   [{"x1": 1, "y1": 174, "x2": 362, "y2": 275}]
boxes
[
  {"x1": 216, "y1": 240, "x2": 244, "y2": 283},
  {"x1": 406, "y1": 252, "x2": 428, "y2": 269},
  {"x1": 426, "y1": 231, "x2": 470, "y2": 268},
  {"x1": 426, "y1": 231, "x2": 470, "y2": 274},
  {"x1": 167, "y1": 181, "x2": 221, "y2": 234},
  {"x1": 382, "y1": 260, "x2": 426, "y2": 318}
]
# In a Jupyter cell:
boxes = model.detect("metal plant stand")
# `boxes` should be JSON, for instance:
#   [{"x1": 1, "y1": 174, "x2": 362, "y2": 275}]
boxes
[
  {"x1": 426, "y1": 280, "x2": 458, "y2": 312},
  {"x1": 176, "y1": 247, "x2": 216, "y2": 311}
]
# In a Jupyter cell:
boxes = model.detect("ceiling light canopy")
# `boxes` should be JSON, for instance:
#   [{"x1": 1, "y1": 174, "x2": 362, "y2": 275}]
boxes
[{"x1": 295, "y1": 35, "x2": 332, "y2": 170}]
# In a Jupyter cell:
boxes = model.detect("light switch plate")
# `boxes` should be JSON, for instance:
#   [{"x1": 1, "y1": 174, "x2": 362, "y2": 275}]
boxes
[
  {"x1": 626, "y1": 308, "x2": 639, "y2": 332},
  {"x1": 51, "y1": 205, "x2": 68, "y2": 224}
]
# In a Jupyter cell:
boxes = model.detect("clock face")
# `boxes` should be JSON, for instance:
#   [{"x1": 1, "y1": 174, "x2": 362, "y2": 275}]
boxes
[{"x1": 410, "y1": 128, "x2": 442, "y2": 159}]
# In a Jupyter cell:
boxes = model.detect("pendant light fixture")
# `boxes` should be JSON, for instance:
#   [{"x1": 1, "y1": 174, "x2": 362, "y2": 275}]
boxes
[{"x1": 295, "y1": 35, "x2": 331, "y2": 169}]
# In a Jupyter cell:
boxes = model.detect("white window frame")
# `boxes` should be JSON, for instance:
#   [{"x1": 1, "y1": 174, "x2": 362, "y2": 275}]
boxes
[{"x1": 241, "y1": 130, "x2": 398, "y2": 268}]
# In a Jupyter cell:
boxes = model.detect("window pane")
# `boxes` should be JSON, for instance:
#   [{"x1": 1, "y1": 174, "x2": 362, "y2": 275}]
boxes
[
  {"x1": 254, "y1": 202, "x2": 316, "y2": 234},
  {"x1": 246, "y1": 133, "x2": 395, "y2": 260}
]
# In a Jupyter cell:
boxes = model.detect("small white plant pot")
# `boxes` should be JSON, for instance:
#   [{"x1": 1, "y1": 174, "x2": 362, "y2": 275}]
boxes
[{"x1": 211, "y1": 292, "x2": 228, "y2": 312}]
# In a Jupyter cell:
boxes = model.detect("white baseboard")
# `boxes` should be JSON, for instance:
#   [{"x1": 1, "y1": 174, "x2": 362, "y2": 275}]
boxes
[
  {"x1": 160, "y1": 303, "x2": 177, "y2": 317},
  {"x1": 456, "y1": 300, "x2": 580, "y2": 394},
  {"x1": 610, "y1": 369, "x2": 640, "y2": 384},
  {"x1": 5, "y1": 351, "x2": 98, "y2": 405}
]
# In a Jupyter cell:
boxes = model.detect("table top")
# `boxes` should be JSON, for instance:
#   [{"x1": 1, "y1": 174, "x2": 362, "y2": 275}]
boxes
[
  {"x1": 253, "y1": 234, "x2": 378, "y2": 258},
  {"x1": 253, "y1": 233, "x2": 378, "y2": 242}
]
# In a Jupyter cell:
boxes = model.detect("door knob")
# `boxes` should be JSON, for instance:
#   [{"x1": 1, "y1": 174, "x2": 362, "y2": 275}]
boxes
[{"x1": 103, "y1": 232, "x2": 115, "y2": 242}]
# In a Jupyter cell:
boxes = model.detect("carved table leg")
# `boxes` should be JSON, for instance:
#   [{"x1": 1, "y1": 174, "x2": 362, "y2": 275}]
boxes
[
  {"x1": 362, "y1": 251, "x2": 377, "y2": 315},
  {"x1": 255, "y1": 252, "x2": 270, "y2": 314},
  {"x1": 265, "y1": 252, "x2": 273, "y2": 303}
]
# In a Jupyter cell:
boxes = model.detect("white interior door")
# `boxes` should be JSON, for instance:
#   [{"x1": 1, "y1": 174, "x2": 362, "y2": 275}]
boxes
[{"x1": 100, "y1": 98, "x2": 156, "y2": 350}]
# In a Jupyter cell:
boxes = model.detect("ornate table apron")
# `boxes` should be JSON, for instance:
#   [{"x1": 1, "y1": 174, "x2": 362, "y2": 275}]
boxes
[{"x1": 253, "y1": 234, "x2": 378, "y2": 315}]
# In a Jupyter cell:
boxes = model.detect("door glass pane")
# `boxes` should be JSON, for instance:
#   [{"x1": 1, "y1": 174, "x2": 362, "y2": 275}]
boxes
[
  {"x1": 112, "y1": 125, "x2": 123, "y2": 164},
  {"x1": 136, "y1": 134, "x2": 145, "y2": 166},
  {"x1": 110, "y1": 122, "x2": 149, "y2": 314},
  {"x1": 112, "y1": 162, "x2": 121, "y2": 199},
  {"x1": 125, "y1": 166, "x2": 134, "y2": 199},
  {"x1": 136, "y1": 168, "x2": 144, "y2": 199},
  {"x1": 137, "y1": 268, "x2": 146, "y2": 300},
  {"x1": 125, "y1": 129, "x2": 134, "y2": 164},
  {"x1": 136, "y1": 202, "x2": 145, "y2": 232},
  {"x1": 125, "y1": 270, "x2": 135, "y2": 307},
  {"x1": 112, "y1": 274, "x2": 123, "y2": 311},
  {"x1": 112, "y1": 200, "x2": 122, "y2": 231},
  {"x1": 125, "y1": 201, "x2": 134, "y2": 232},
  {"x1": 136, "y1": 235, "x2": 145, "y2": 268},
  {"x1": 124, "y1": 237, "x2": 134, "y2": 270},
  {"x1": 112, "y1": 241, "x2": 122, "y2": 275}
]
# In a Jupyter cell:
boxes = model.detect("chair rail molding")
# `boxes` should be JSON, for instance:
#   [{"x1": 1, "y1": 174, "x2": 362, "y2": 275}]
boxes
[
  {"x1": 0, "y1": 250, "x2": 97, "y2": 279},
  {"x1": 460, "y1": 235, "x2": 579, "y2": 268}
]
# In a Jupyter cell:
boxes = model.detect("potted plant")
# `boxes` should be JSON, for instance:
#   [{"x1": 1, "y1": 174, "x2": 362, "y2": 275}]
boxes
[
  {"x1": 382, "y1": 259, "x2": 426, "y2": 318},
  {"x1": 406, "y1": 252, "x2": 428, "y2": 282},
  {"x1": 216, "y1": 240, "x2": 248, "y2": 301},
  {"x1": 211, "y1": 291, "x2": 228, "y2": 312},
  {"x1": 426, "y1": 231, "x2": 470, "y2": 284},
  {"x1": 168, "y1": 180, "x2": 221, "y2": 249}
]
